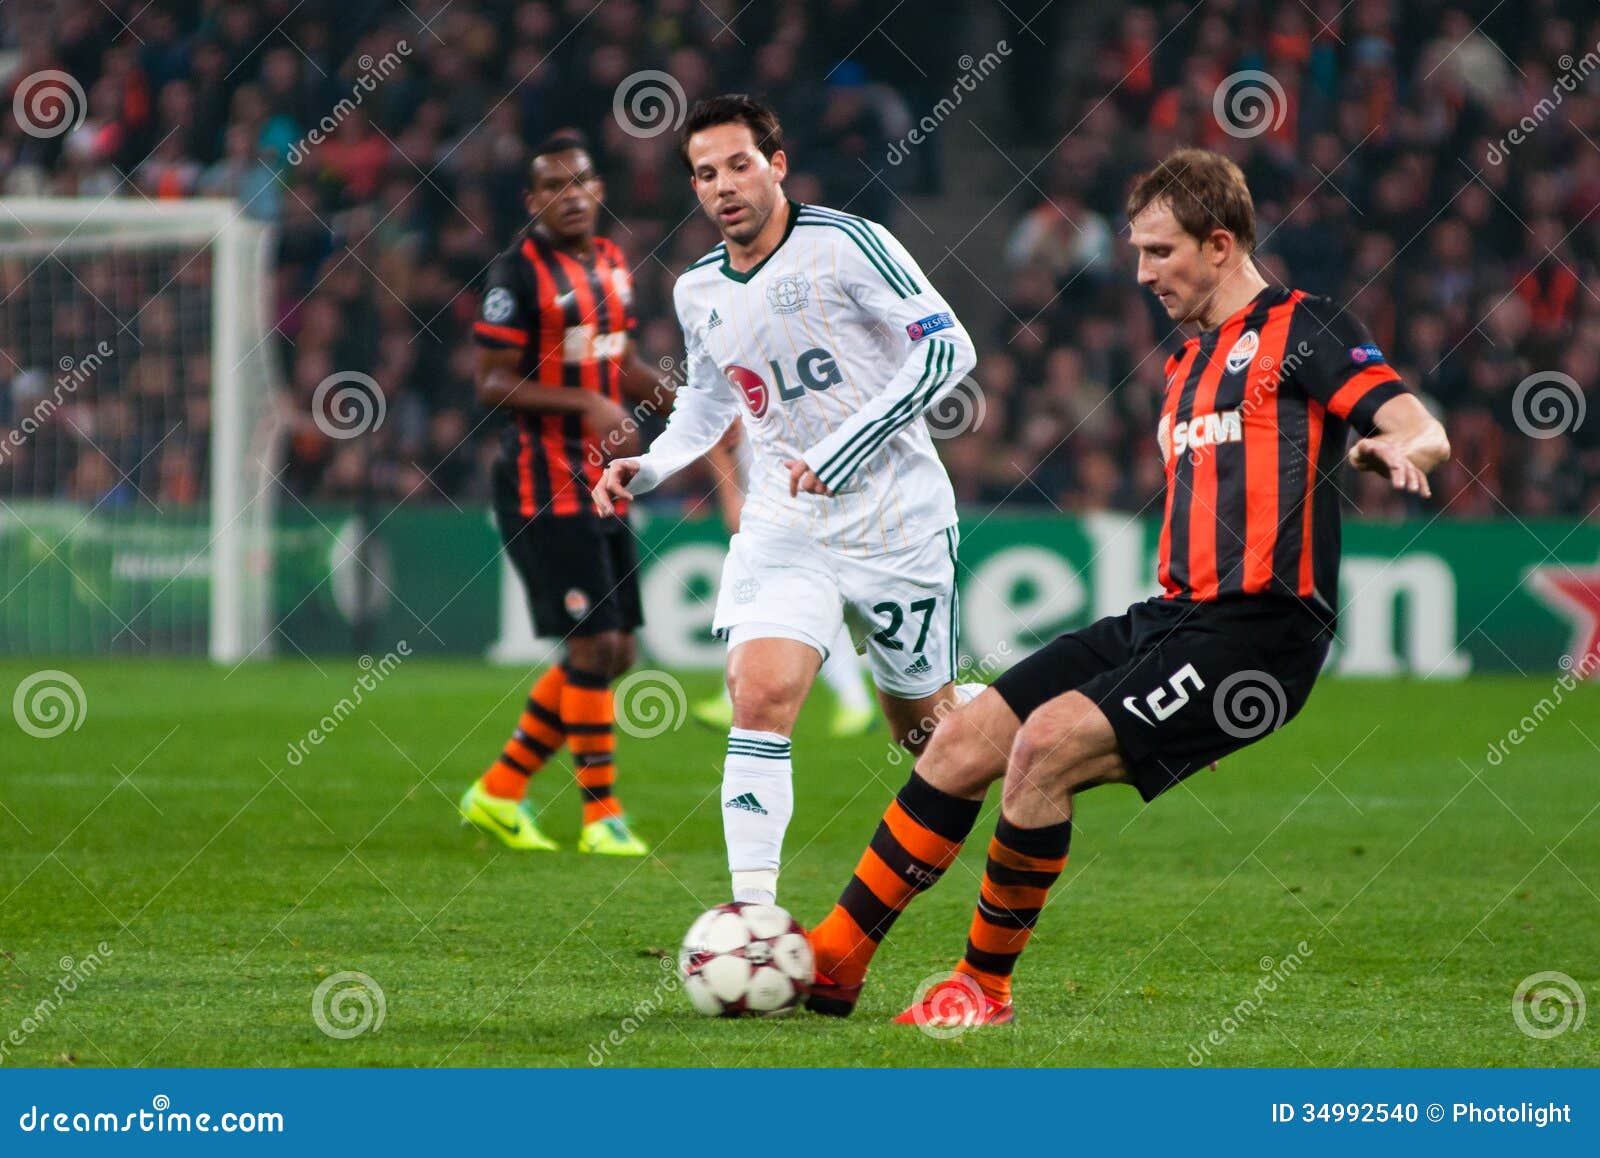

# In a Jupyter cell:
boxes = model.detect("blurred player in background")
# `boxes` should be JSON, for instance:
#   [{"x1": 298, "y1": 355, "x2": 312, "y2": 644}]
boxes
[
  {"x1": 594, "y1": 96, "x2": 981, "y2": 906},
  {"x1": 692, "y1": 423, "x2": 877, "y2": 738},
  {"x1": 459, "y1": 132, "x2": 664, "y2": 856},
  {"x1": 804, "y1": 149, "x2": 1451, "y2": 1024}
]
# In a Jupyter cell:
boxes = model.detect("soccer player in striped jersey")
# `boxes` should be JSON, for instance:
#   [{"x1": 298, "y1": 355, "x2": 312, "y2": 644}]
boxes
[
  {"x1": 593, "y1": 95, "x2": 980, "y2": 907},
  {"x1": 804, "y1": 148, "x2": 1451, "y2": 1025},
  {"x1": 458, "y1": 132, "x2": 664, "y2": 857}
]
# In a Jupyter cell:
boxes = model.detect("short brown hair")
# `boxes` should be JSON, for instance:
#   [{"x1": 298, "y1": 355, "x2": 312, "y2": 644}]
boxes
[
  {"x1": 678, "y1": 94, "x2": 784, "y2": 172},
  {"x1": 1126, "y1": 149, "x2": 1256, "y2": 252}
]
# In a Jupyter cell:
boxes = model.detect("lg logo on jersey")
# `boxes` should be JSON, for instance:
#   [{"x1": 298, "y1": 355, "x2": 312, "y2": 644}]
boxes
[
  {"x1": 1123, "y1": 663, "x2": 1206, "y2": 726},
  {"x1": 724, "y1": 347, "x2": 842, "y2": 418}
]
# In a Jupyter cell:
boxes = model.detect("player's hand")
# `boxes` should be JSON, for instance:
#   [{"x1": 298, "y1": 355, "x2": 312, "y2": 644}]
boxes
[
  {"x1": 784, "y1": 459, "x2": 833, "y2": 497},
  {"x1": 1348, "y1": 437, "x2": 1431, "y2": 498},
  {"x1": 585, "y1": 395, "x2": 640, "y2": 457},
  {"x1": 592, "y1": 459, "x2": 640, "y2": 517}
]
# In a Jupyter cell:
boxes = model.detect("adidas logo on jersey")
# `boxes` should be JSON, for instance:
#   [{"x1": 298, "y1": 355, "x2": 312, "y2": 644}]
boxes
[
  {"x1": 707, "y1": 308, "x2": 723, "y2": 330},
  {"x1": 724, "y1": 792, "x2": 768, "y2": 815},
  {"x1": 903, "y1": 655, "x2": 932, "y2": 676}
]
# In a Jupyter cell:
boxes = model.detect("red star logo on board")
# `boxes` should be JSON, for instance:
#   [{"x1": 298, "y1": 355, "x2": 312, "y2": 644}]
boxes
[{"x1": 1526, "y1": 557, "x2": 1600, "y2": 679}]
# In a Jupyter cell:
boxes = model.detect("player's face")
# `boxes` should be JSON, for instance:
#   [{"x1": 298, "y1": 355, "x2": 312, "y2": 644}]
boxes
[
  {"x1": 1129, "y1": 201, "x2": 1226, "y2": 326},
  {"x1": 686, "y1": 123, "x2": 787, "y2": 245},
  {"x1": 526, "y1": 149, "x2": 603, "y2": 243}
]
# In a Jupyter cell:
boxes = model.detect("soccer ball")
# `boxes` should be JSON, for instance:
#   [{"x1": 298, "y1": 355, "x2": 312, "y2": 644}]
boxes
[{"x1": 679, "y1": 902, "x2": 813, "y2": 1016}]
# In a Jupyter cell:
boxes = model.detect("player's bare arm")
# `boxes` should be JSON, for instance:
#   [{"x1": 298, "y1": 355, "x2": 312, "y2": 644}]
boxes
[
  {"x1": 704, "y1": 425, "x2": 745, "y2": 532},
  {"x1": 618, "y1": 337, "x2": 674, "y2": 411},
  {"x1": 1348, "y1": 393, "x2": 1452, "y2": 498},
  {"x1": 475, "y1": 345, "x2": 637, "y2": 455}
]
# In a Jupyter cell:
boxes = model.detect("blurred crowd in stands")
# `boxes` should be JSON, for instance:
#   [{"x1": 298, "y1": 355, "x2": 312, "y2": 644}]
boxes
[{"x1": 2, "y1": 0, "x2": 1598, "y2": 521}]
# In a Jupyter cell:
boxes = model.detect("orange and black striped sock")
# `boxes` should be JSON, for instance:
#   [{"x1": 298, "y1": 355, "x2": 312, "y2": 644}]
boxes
[
  {"x1": 955, "y1": 813, "x2": 1071, "y2": 1004},
  {"x1": 481, "y1": 665, "x2": 567, "y2": 800},
  {"x1": 562, "y1": 666, "x2": 622, "y2": 825},
  {"x1": 808, "y1": 771, "x2": 982, "y2": 988}
]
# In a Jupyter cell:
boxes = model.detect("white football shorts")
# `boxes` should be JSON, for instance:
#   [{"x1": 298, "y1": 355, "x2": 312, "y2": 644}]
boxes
[{"x1": 712, "y1": 523, "x2": 960, "y2": 699}]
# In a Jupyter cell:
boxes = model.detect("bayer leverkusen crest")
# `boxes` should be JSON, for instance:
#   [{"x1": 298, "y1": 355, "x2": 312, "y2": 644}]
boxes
[{"x1": 766, "y1": 273, "x2": 810, "y2": 315}]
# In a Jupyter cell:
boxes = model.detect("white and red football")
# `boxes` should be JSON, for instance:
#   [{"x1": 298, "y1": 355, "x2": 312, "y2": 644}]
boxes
[{"x1": 678, "y1": 902, "x2": 813, "y2": 1017}]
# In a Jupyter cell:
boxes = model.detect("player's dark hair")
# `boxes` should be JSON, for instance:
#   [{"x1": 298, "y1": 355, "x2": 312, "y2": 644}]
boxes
[
  {"x1": 1126, "y1": 148, "x2": 1256, "y2": 252},
  {"x1": 527, "y1": 130, "x2": 592, "y2": 187},
  {"x1": 678, "y1": 94, "x2": 784, "y2": 172},
  {"x1": 533, "y1": 129, "x2": 589, "y2": 158}
]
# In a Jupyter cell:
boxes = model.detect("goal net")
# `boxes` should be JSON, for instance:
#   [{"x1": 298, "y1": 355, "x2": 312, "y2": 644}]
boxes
[{"x1": 0, "y1": 199, "x2": 283, "y2": 661}]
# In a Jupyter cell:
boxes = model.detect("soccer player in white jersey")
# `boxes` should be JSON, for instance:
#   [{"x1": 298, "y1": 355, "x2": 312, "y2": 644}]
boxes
[
  {"x1": 691, "y1": 422, "x2": 878, "y2": 739},
  {"x1": 593, "y1": 95, "x2": 978, "y2": 907}
]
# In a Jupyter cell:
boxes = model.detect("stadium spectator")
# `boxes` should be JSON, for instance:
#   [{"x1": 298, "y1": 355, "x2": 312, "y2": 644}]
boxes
[{"x1": 0, "y1": 0, "x2": 1595, "y2": 521}]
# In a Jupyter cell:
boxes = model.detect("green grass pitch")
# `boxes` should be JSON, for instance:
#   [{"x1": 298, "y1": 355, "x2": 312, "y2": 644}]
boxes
[{"x1": 2, "y1": 658, "x2": 1597, "y2": 1067}]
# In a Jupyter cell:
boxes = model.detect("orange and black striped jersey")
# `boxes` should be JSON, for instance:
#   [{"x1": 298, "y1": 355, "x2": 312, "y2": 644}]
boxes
[
  {"x1": 474, "y1": 230, "x2": 637, "y2": 519},
  {"x1": 1156, "y1": 286, "x2": 1406, "y2": 618}
]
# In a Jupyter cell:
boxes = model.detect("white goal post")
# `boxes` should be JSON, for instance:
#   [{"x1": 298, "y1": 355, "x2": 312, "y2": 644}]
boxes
[{"x1": 0, "y1": 198, "x2": 284, "y2": 661}]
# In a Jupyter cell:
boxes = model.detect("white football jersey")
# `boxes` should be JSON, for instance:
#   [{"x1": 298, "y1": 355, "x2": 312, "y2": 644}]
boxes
[{"x1": 629, "y1": 201, "x2": 976, "y2": 556}]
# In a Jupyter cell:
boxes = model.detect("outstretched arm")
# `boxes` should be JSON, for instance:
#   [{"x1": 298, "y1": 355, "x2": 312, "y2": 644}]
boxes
[
  {"x1": 1347, "y1": 393, "x2": 1451, "y2": 498},
  {"x1": 592, "y1": 332, "x2": 738, "y2": 516}
]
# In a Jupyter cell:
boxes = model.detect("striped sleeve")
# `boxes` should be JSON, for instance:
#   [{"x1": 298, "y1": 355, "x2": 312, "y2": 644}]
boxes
[
  {"x1": 629, "y1": 278, "x2": 740, "y2": 495},
  {"x1": 800, "y1": 211, "x2": 976, "y2": 491},
  {"x1": 804, "y1": 336, "x2": 969, "y2": 492},
  {"x1": 1291, "y1": 295, "x2": 1406, "y2": 434},
  {"x1": 473, "y1": 248, "x2": 533, "y2": 349}
]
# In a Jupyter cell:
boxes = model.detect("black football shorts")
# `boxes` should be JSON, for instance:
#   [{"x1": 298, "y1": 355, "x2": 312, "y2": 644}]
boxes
[
  {"x1": 496, "y1": 508, "x2": 643, "y2": 639},
  {"x1": 992, "y1": 596, "x2": 1332, "y2": 802}
]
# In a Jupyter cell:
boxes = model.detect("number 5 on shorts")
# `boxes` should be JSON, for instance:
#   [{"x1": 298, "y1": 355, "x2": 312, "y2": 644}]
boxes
[{"x1": 872, "y1": 597, "x2": 937, "y2": 652}]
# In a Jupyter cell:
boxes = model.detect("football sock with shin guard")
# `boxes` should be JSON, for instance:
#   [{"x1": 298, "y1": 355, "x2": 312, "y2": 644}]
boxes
[{"x1": 808, "y1": 770, "x2": 982, "y2": 986}]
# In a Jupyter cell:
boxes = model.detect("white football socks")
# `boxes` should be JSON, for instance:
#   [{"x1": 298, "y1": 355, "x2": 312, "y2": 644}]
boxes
[{"x1": 723, "y1": 728, "x2": 794, "y2": 905}]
